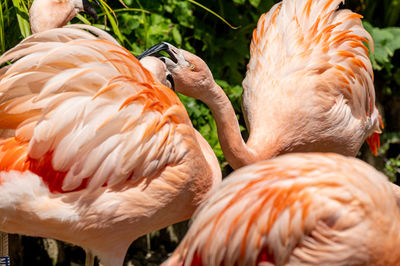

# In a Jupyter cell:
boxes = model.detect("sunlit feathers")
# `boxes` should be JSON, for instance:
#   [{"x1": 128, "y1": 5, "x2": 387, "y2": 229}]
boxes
[
  {"x1": 164, "y1": 153, "x2": 400, "y2": 266},
  {"x1": 242, "y1": 0, "x2": 381, "y2": 156},
  {"x1": 0, "y1": 27, "x2": 194, "y2": 193}
]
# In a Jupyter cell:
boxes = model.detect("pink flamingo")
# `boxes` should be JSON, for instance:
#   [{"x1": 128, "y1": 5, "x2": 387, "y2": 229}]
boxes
[
  {"x1": 163, "y1": 153, "x2": 400, "y2": 266},
  {"x1": 0, "y1": 0, "x2": 221, "y2": 265}
]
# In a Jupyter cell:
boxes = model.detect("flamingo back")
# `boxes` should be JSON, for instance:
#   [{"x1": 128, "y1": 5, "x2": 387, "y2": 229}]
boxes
[
  {"x1": 164, "y1": 153, "x2": 400, "y2": 266},
  {"x1": 0, "y1": 27, "x2": 195, "y2": 193},
  {"x1": 242, "y1": 0, "x2": 381, "y2": 155}
]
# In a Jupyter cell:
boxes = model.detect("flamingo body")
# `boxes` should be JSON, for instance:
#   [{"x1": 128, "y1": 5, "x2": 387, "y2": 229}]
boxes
[
  {"x1": 163, "y1": 153, "x2": 400, "y2": 266},
  {"x1": 242, "y1": 0, "x2": 381, "y2": 157},
  {"x1": 0, "y1": 26, "x2": 221, "y2": 265}
]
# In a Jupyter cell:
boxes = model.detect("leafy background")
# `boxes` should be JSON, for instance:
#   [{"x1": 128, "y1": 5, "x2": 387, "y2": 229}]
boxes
[{"x1": 0, "y1": 0, "x2": 400, "y2": 265}]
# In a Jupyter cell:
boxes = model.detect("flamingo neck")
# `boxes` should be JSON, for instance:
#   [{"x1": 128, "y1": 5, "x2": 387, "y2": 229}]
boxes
[
  {"x1": 201, "y1": 83, "x2": 275, "y2": 169},
  {"x1": 29, "y1": 0, "x2": 77, "y2": 34}
]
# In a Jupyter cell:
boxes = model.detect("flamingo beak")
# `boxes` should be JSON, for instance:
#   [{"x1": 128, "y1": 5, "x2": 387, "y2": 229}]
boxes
[
  {"x1": 83, "y1": 0, "x2": 99, "y2": 21},
  {"x1": 137, "y1": 42, "x2": 179, "y2": 63},
  {"x1": 137, "y1": 42, "x2": 191, "y2": 69},
  {"x1": 138, "y1": 42, "x2": 190, "y2": 91},
  {"x1": 166, "y1": 73, "x2": 175, "y2": 91}
]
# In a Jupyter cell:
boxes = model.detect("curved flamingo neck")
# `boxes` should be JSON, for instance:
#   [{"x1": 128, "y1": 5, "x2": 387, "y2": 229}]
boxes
[
  {"x1": 29, "y1": 0, "x2": 76, "y2": 34},
  {"x1": 201, "y1": 83, "x2": 275, "y2": 169}
]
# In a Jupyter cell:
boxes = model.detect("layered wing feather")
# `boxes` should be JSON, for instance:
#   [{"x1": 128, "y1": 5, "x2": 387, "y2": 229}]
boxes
[
  {"x1": 0, "y1": 26, "x2": 193, "y2": 193},
  {"x1": 242, "y1": 0, "x2": 381, "y2": 153},
  {"x1": 164, "y1": 153, "x2": 398, "y2": 266}
]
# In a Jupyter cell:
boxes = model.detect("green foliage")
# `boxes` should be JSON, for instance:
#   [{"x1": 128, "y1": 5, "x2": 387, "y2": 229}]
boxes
[
  {"x1": 355, "y1": 1, "x2": 400, "y2": 183},
  {"x1": 0, "y1": 0, "x2": 30, "y2": 54},
  {"x1": 364, "y1": 22, "x2": 400, "y2": 71},
  {"x1": 381, "y1": 132, "x2": 400, "y2": 181},
  {"x1": 11, "y1": 0, "x2": 30, "y2": 38},
  {"x1": 385, "y1": 156, "x2": 400, "y2": 182}
]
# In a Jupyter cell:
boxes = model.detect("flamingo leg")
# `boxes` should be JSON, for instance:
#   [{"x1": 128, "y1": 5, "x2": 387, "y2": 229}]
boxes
[
  {"x1": 85, "y1": 250, "x2": 95, "y2": 266},
  {"x1": 0, "y1": 232, "x2": 9, "y2": 266}
]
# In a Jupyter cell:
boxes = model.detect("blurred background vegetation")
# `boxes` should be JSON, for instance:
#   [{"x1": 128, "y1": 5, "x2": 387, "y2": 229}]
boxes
[{"x1": 1, "y1": 0, "x2": 400, "y2": 265}]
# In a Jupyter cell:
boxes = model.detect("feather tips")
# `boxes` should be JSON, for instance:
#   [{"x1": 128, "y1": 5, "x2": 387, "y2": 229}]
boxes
[
  {"x1": 166, "y1": 153, "x2": 395, "y2": 266},
  {"x1": 242, "y1": 0, "x2": 379, "y2": 152},
  {"x1": 0, "y1": 26, "x2": 191, "y2": 193}
]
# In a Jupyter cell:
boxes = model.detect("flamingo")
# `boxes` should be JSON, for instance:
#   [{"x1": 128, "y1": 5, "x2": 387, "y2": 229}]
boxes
[
  {"x1": 162, "y1": 153, "x2": 400, "y2": 266},
  {"x1": 29, "y1": 0, "x2": 98, "y2": 34},
  {"x1": 1, "y1": 0, "x2": 98, "y2": 262},
  {"x1": 0, "y1": 1, "x2": 221, "y2": 265},
  {"x1": 138, "y1": 0, "x2": 383, "y2": 170}
]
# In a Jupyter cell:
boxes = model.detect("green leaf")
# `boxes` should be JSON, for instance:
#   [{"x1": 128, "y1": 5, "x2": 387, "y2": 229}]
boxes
[
  {"x1": 364, "y1": 22, "x2": 400, "y2": 71},
  {"x1": 75, "y1": 14, "x2": 92, "y2": 25},
  {"x1": 385, "y1": 28, "x2": 400, "y2": 52},
  {"x1": 186, "y1": 0, "x2": 239, "y2": 29},
  {"x1": 99, "y1": 0, "x2": 125, "y2": 44},
  {"x1": 11, "y1": 0, "x2": 30, "y2": 37},
  {"x1": 171, "y1": 27, "x2": 182, "y2": 45},
  {"x1": 249, "y1": 0, "x2": 261, "y2": 8}
]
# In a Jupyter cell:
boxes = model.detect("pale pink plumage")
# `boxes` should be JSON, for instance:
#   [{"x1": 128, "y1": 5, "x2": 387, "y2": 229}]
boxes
[
  {"x1": 163, "y1": 153, "x2": 400, "y2": 266},
  {"x1": 29, "y1": 0, "x2": 86, "y2": 34},
  {"x1": 0, "y1": 20, "x2": 220, "y2": 266},
  {"x1": 242, "y1": 0, "x2": 382, "y2": 157}
]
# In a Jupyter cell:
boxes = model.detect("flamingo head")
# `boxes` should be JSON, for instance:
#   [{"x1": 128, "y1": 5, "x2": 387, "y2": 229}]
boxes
[
  {"x1": 138, "y1": 42, "x2": 216, "y2": 101},
  {"x1": 29, "y1": 0, "x2": 98, "y2": 34},
  {"x1": 139, "y1": 56, "x2": 175, "y2": 90}
]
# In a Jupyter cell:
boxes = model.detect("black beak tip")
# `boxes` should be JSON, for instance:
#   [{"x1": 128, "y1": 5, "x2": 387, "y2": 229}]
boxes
[{"x1": 137, "y1": 42, "x2": 174, "y2": 61}]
